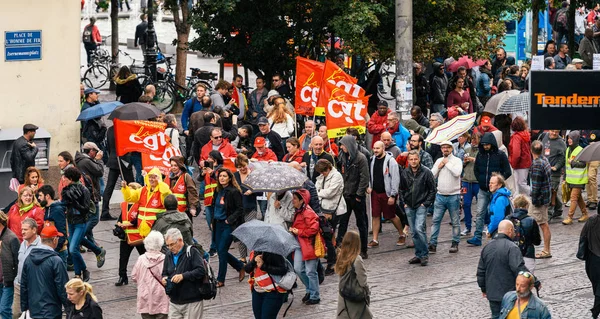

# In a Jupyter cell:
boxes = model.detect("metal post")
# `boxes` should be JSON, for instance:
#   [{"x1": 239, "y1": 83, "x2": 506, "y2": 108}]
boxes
[
  {"x1": 395, "y1": 0, "x2": 413, "y2": 118},
  {"x1": 145, "y1": 0, "x2": 158, "y2": 83}
]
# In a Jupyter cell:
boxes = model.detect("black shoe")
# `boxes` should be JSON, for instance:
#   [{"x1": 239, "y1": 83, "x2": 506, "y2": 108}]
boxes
[
  {"x1": 360, "y1": 251, "x2": 368, "y2": 259},
  {"x1": 325, "y1": 267, "x2": 335, "y2": 276},
  {"x1": 449, "y1": 242, "x2": 459, "y2": 253},
  {"x1": 82, "y1": 269, "x2": 90, "y2": 282},
  {"x1": 305, "y1": 299, "x2": 320, "y2": 305},
  {"x1": 302, "y1": 293, "x2": 310, "y2": 303},
  {"x1": 209, "y1": 249, "x2": 217, "y2": 257},
  {"x1": 115, "y1": 276, "x2": 128, "y2": 286},
  {"x1": 428, "y1": 244, "x2": 437, "y2": 254},
  {"x1": 67, "y1": 264, "x2": 74, "y2": 272},
  {"x1": 408, "y1": 257, "x2": 421, "y2": 264},
  {"x1": 100, "y1": 215, "x2": 117, "y2": 221},
  {"x1": 590, "y1": 203, "x2": 598, "y2": 210},
  {"x1": 420, "y1": 257, "x2": 429, "y2": 266}
]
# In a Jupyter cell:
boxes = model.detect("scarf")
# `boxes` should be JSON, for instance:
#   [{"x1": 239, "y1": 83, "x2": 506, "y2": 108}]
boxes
[{"x1": 19, "y1": 203, "x2": 34, "y2": 214}]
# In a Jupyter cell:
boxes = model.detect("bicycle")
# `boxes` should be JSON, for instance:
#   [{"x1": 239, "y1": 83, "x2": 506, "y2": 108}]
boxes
[{"x1": 82, "y1": 36, "x2": 112, "y2": 89}]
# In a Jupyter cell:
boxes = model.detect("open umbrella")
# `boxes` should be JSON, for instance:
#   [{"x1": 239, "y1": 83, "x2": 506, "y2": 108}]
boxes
[
  {"x1": 482, "y1": 90, "x2": 521, "y2": 115},
  {"x1": 497, "y1": 92, "x2": 530, "y2": 115},
  {"x1": 575, "y1": 143, "x2": 600, "y2": 162},
  {"x1": 76, "y1": 101, "x2": 123, "y2": 121},
  {"x1": 425, "y1": 113, "x2": 477, "y2": 145},
  {"x1": 108, "y1": 102, "x2": 162, "y2": 120},
  {"x1": 232, "y1": 220, "x2": 300, "y2": 256},
  {"x1": 243, "y1": 162, "x2": 308, "y2": 192},
  {"x1": 447, "y1": 56, "x2": 487, "y2": 73}
]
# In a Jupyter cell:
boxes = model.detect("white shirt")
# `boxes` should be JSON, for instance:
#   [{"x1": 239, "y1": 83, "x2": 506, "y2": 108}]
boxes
[{"x1": 431, "y1": 153, "x2": 463, "y2": 195}]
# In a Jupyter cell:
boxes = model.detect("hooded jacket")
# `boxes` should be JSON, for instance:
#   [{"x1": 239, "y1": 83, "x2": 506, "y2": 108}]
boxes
[
  {"x1": 474, "y1": 133, "x2": 512, "y2": 192},
  {"x1": 487, "y1": 187, "x2": 512, "y2": 236},
  {"x1": 115, "y1": 74, "x2": 143, "y2": 104},
  {"x1": 338, "y1": 136, "x2": 370, "y2": 198},
  {"x1": 430, "y1": 62, "x2": 448, "y2": 104},
  {"x1": 367, "y1": 109, "x2": 390, "y2": 148},
  {"x1": 75, "y1": 151, "x2": 104, "y2": 202},
  {"x1": 131, "y1": 251, "x2": 169, "y2": 315},
  {"x1": 152, "y1": 210, "x2": 194, "y2": 245},
  {"x1": 21, "y1": 245, "x2": 69, "y2": 319},
  {"x1": 291, "y1": 189, "x2": 321, "y2": 261},
  {"x1": 369, "y1": 152, "x2": 400, "y2": 198},
  {"x1": 508, "y1": 131, "x2": 532, "y2": 169}
]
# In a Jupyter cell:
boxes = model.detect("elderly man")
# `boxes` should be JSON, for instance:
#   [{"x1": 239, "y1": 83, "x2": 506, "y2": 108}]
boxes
[
  {"x1": 301, "y1": 136, "x2": 335, "y2": 183},
  {"x1": 14, "y1": 218, "x2": 40, "y2": 319},
  {"x1": 498, "y1": 272, "x2": 551, "y2": 319},
  {"x1": 477, "y1": 220, "x2": 529, "y2": 319},
  {"x1": 318, "y1": 125, "x2": 339, "y2": 157},
  {"x1": 144, "y1": 84, "x2": 156, "y2": 99},
  {"x1": 424, "y1": 113, "x2": 444, "y2": 162},
  {"x1": 200, "y1": 127, "x2": 238, "y2": 162},
  {"x1": 386, "y1": 111, "x2": 411, "y2": 153}
]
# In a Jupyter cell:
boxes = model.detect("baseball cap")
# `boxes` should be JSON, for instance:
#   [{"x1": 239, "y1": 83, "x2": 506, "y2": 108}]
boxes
[
  {"x1": 257, "y1": 117, "x2": 269, "y2": 125},
  {"x1": 377, "y1": 100, "x2": 388, "y2": 107},
  {"x1": 40, "y1": 225, "x2": 64, "y2": 238},
  {"x1": 254, "y1": 136, "x2": 266, "y2": 147},
  {"x1": 572, "y1": 58, "x2": 584, "y2": 64},
  {"x1": 267, "y1": 90, "x2": 280, "y2": 99},
  {"x1": 23, "y1": 124, "x2": 38, "y2": 131},
  {"x1": 83, "y1": 142, "x2": 100, "y2": 152},
  {"x1": 440, "y1": 141, "x2": 453, "y2": 147},
  {"x1": 481, "y1": 116, "x2": 492, "y2": 126},
  {"x1": 84, "y1": 88, "x2": 101, "y2": 95}
]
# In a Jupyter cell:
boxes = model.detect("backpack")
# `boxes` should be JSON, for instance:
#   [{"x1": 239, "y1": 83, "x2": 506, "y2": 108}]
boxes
[
  {"x1": 81, "y1": 171, "x2": 98, "y2": 203},
  {"x1": 556, "y1": 9, "x2": 568, "y2": 32},
  {"x1": 508, "y1": 214, "x2": 526, "y2": 253},
  {"x1": 82, "y1": 25, "x2": 93, "y2": 43},
  {"x1": 186, "y1": 246, "x2": 218, "y2": 300}
]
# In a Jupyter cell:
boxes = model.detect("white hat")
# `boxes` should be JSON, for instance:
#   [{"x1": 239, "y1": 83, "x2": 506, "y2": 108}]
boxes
[
  {"x1": 267, "y1": 90, "x2": 280, "y2": 99},
  {"x1": 440, "y1": 141, "x2": 453, "y2": 147},
  {"x1": 572, "y1": 58, "x2": 584, "y2": 64}
]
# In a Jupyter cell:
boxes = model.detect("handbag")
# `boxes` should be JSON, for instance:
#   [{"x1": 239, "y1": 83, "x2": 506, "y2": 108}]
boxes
[
  {"x1": 339, "y1": 264, "x2": 367, "y2": 303},
  {"x1": 577, "y1": 235, "x2": 589, "y2": 261},
  {"x1": 269, "y1": 259, "x2": 297, "y2": 291},
  {"x1": 561, "y1": 181, "x2": 571, "y2": 204},
  {"x1": 313, "y1": 232, "x2": 326, "y2": 258}
]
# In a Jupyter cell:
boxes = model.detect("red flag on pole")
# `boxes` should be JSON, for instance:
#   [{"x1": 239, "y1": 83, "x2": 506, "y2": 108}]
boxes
[
  {"x1": 113, "y1": 119, "x2": 169, "y2": 157},
  {"x1": 294, "y1": 57, "x2": 325, "y2": 116}
]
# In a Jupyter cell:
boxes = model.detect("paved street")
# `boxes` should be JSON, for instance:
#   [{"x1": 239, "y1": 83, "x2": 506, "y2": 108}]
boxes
[{"x1": 86, "y1": 197, "x2": 594, "y2": 319}]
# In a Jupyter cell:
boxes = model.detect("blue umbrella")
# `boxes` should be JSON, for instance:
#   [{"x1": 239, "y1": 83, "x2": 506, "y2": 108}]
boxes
[
  {"x1": 232, "y1": 220, "x2": 300, "y2": 256},
  {"x1": 77, "y1": 101, "x2": 123, "y2": 121}
]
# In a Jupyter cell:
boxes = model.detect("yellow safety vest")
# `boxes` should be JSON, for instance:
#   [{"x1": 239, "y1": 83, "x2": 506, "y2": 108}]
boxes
[{"x1": 565, "y1": 146, "x2": 588, "y2": 185}]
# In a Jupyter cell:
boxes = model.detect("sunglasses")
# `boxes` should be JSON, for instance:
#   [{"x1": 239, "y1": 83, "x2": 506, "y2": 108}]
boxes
[
  {"x1": 518, "y1": 271, "x2": 535, "y2": 281},
  {"x1": 212, "y1": 136, "x2": 223, "y2": 139}
]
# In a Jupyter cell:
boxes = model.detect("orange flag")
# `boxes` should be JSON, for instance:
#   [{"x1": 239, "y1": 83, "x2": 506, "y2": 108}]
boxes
[
  {"x1": 323, "y1": 85, "x2": 369, "y2": 139},
  {"x1": 113, "y1": 119, "x2": 168, "y2": 156},
  {"x1": 141, "y1": 144, "x2": 181, "y2": 176},
  {"x1": 316, "y1": 60, "x2": 365, "y2": 114},
  {"x1": 294, "y1": 57, "x2": 325, "y2": 116}
]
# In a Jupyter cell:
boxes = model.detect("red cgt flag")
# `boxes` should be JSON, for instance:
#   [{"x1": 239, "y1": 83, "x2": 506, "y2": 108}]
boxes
[
  {"x1": 113, "y1": 119, "x2": 169, "y2": 157},
  {"x1": 323, "y1": 85, "x2": 369, "y2": 139},
  {"x1": 294, "y1": 57, "x2": 324, "y2": 116},
  {"x1": 316, "y1": 60, "x2": 365, "y2": 114}
]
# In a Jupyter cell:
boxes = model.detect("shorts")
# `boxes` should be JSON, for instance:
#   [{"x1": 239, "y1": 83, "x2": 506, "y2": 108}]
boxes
[
  {"x1": 530, "y1": 205, "x2": 549, "y2": 224},
  {"x1": 371, "y1": 191, "x2": 396, "y2": 219}
]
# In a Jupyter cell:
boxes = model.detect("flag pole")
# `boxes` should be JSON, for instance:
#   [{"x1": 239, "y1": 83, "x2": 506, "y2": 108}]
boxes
[{"x1": 117, "y1": 155, "x2": 125, "y2": 181}]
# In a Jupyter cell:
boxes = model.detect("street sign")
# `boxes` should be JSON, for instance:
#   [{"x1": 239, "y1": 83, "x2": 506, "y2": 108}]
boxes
[{"x1": 4, "y1": 30, "x2": 42, "y2": 62}]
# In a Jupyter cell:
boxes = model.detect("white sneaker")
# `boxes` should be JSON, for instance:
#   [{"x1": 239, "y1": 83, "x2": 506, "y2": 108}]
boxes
[
  {"x1": 483, "y1": 226, "x2": 488, "y2": 235},
  {"x1": 460, "y1": 229, "x2": 471, "y2": 236}
]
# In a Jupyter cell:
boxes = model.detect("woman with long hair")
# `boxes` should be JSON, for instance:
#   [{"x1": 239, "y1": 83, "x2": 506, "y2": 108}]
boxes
[
  {"x1": 508, "y1": 116, "x2": 532, "y2": 196},
  {"x1": 57, "y1": 151, "x2": 79, "y2": 199},
  {"x1": 267, "y1": 97, "x2": 295, "y2": 146},
  {"x1": 233, "y1": 154, "x2": 259, "y2": 263},
  {"x1": 18, "y1": 166, "x2": 44, "y2": 193},
  {"x1": 282, "y1": 137, "x2": 305, "y2": 164},
  {"x1": 213, "y1": 168, "x2": 246, "y2": 287},
  {"x1": 446, "y1": 76, "x2": 473, "y2": 118},
  {"x1": 164, "y1": 156, "x2": 198, "y2": 221},
  {"x1": 244, "y1": 250, "x2": 288, "y2": 318},
  {"x1": 163, "y1": 114, "x2": 180, "y2": 149},
  {"x1": 65, "y1": 278, "x2": 103, "y2": 318},
  {"x1": 114, "y1": 65, "x2": 143, "y2": 104},
  {"x1": 506, "y1": 65, "x2": 523, "y2": 90},
  {"x1": 476, "y1": 60, "x2": 493, "y2": 107},
  {"x1": 335, "y1": 231, "x2": 372, "y2": 319},
  {"x1": 7, "y1": 186, "x2": 44, "y2": 241}
]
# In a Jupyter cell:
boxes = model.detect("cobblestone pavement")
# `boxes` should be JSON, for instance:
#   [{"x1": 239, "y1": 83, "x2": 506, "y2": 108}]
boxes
[{"x1": 85, "y1": 198, "x2": 595, "y2": 319}]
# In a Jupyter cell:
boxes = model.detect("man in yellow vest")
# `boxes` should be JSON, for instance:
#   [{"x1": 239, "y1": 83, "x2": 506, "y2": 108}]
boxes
[{"x1": 563, "y1": 131, "x2": 589, "y2": 225}]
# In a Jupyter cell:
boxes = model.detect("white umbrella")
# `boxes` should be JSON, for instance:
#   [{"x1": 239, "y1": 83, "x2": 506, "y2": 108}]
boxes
[{"x1": 482, "y1": 90, "x2": 520, "y2": 115}]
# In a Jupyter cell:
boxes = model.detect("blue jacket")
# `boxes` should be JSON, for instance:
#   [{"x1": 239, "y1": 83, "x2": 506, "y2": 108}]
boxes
[
  {"x1": 44, "y1": 202, "x2": 68, "y2": 252},
  {"x1": 476, "y1": 72, "x2": 491, "y2": 97},
  {"x1": 390, "y1": 125, "x2": 410, "y2": 152},
  {"x1": 181, "y1": 98, "x2": 206, "y2": 131},
  {"x1": 474, "y1": 133, "x2": 512, "y2": 192},
  {"x1": 488, "y1": 187, "x2": 511, "y2": 236},
  {"x1": 21, "y1": 245, "x2": 69, "y2": 319},
  {"x1": 499, "y1": 291, "x2": 551, "y2": 319}
]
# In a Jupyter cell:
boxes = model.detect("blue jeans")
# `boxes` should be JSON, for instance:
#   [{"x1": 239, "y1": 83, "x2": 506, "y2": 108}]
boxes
[
  {"x1": 130, "y1": 153, "x2": 144, "y2": 184},
  {"x1": 406, "y1": 206, "x2": 428, "y2": 259},
  {"x1": 293, "y1": 248, "x2": 320, "y2": 301},
  {"x1": 58, "y1": 249, "x2": 68, "y2": 267},
  {"x1": 251, "y1": 289, "x2": 284, "y2": 319},
  {"x1": 431, "y1": 104, "x2": 445, "y2": 114},
  {"x1": 429, "y1": 194, "x2": 461, "y2": 246},
  {"x1": 462, "y1": 182, "x2": 479, "y2": 231},
  {"x1": 69, "y1": 222, "x2": 102, "y2": 275},
  {"x1": 205, "y1": 206, "x2": 216, "y2": 251},
  {"x1": 473, "y1": 190, "x2": 492, "y2": 240},
  {"x1": 0, "y1": 284, "x2": 13, "y2": 319},
  {"x1": 214, "y1": 221, "x2": 243, "y2": 283},
  {"x1": 489, "y1": 300, "x2": 501, "y2": 319},
  {"x1": 258, "y1": 200, "x2": 268, "y2": 221}
]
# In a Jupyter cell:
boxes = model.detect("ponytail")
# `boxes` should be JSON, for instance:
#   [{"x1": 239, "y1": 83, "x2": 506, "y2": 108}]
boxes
[{"x1": 65, "y1": 278, "x2": 97, "y2": 302}]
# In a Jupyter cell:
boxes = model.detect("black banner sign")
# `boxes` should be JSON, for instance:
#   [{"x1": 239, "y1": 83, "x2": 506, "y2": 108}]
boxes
[{"x1": 530, "y1": 70, "x2": 600, "y2": 130}]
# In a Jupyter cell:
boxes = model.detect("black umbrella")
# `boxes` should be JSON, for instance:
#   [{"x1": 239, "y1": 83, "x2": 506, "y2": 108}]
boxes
[{"x1": 108, "y1": 102, "x2": 162, "y2": 120}]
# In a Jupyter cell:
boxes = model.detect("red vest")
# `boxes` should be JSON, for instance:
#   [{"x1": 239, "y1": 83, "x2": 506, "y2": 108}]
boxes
[
  {"x1": 247, "y1": 251, "x2": 287, "y2": 293},
  {"x1": 165, "y1": 174, "x2": 188, "y2": 213},
  {"x1": 137, "y1": 187, "x2": 166, "y2": 236},
  {"x1": 120, "y1": 202, "x2": 143, "y2": 246},
  {"x1": 204, "y1": 174, "x2": 217, "y2": 207}
]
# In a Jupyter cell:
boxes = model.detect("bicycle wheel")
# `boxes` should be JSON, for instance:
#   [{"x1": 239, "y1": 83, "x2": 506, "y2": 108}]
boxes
[
  {"x1": 154, "y1": 81, "x2": 175, "y2": 113},
  {"x1": 83, "y1": 64, "x2": 110, "y2": 89}
]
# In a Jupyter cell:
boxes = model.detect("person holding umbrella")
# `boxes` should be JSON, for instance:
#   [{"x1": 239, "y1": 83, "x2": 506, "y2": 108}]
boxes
[
  {"x1": 290, "y1": 189, "x2": 322, "y2": 305},
  {"x1": 244, "y1": 251, "x2": 288, "y2": 318},
  {"x1": 234, "y1": 154, "x2": 259, "y2": 263},
  {"x1": 212, "y1": 168, "x2": 246, "y2": 287}
]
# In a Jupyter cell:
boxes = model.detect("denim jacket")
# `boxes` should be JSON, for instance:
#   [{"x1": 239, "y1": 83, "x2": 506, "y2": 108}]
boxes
[{"x1": 499, "y1": 291, "x2": 551, "y2": 319}]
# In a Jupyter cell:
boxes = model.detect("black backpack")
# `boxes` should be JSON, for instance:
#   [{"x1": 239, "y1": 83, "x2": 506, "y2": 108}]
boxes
[
  {"x1": 186, "y1": 246, "x2": 218, "y2": 300},
  {"x1": 82, "y1": 25, "x2": 93, "y2": 43}
]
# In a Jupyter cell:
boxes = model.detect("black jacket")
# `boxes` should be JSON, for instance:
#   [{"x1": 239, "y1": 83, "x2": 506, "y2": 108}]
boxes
[
  {"x1": 474, "y1": 133, "x2": 512, "y2": 192},
  {"x1": 338, "y1": 136, "x2": 370, "y2": 198},
  {"x1": 10, "y1": 136, "x2": 38, "y2": 184},
  {"x1": 65, "y1": 294, "x2": 103, "y2": 319},
  {"x1": 21, "y1": 246, "x2": 69, "y2": 319},
  {"x1": 106, "y1": 126, "x2": 132, "y2": 171},
  {"x1": 429, "y1": 62, "x2": 448, "y2": 104},
  {"x1": 81, "y1": 118, "x2": 107, "y2": 146},
  {"x1": 61, "y1": 183, "x2": 91, "y2": 225},
  {"x1": 414, "y1": 73, "x2": 429, "y2": 109},
  {"x1": 211, "y1": 185, "x2": 244, "y2": 229},
  {"x1": 0, "y1": 227, "x2": 19, "y2": 287},
  {"x1": 476, "y1": 234, "x2": 527, "y2": 302},
  {"x1": 507, "y1": 208, "x2": 542, "y2": 259},
  {"x1": 400, "y1": 165, "x2": 436, "y2": 208},
  {"x1": 302, "y1": 151, "x2": 335, "y2": 183},
  {"x1": 44, "y1": 202, "x2": 68, "y2": 252},
  {"x1": 115, "y1": 76, "x2": 143, "y2": 104},
  {"x1": 162, "y1": 244, "x2": 206, "y2": 305},
  {"x1": 134, "y1": 21, "x2": 148, "y2": 46},
  {"x1": 75, "y1": 151, "x2": 104, "y2": 202},
  {"x1": 257, "y1": 131, "x2": 285, "y2": 161}
]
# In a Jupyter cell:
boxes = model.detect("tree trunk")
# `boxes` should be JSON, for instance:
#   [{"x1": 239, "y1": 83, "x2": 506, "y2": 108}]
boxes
[
  {"x1": 531, "y1": 2, "x2": 540, "y2": 57},
  {"x1": 110, "y1": 0, "x2": 119, "y2": 91},
  {"x1": 171, "y1": 3, "x2": 191, "y2": 114}
]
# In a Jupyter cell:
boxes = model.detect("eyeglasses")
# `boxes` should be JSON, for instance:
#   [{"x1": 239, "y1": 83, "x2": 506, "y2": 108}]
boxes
[
  {"x1": 166, "y1": 242, "x2": 177, "y2": 248},
  {"x1": 272, "y1": 79, "x2": 280, "y2": 82},
  {"x1": 212, "y1": 136, "x2": 223, "y2": 139}
]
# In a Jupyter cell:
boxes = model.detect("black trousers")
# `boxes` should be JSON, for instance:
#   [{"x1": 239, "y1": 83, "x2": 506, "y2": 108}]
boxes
[
  {"x1": 84, "y1": 42, "x2": 97, "y2": 66},
  {"x1": 102, "y1": 167, "x2": 134, "y2": 218},
  {"x1": 336, "y1": 196, "x2": 368, "y2": 254},
  {"x1": 323, "y1": 215, "x2": 338, "y2": 267},
  {"x1": 119, "y1": 240, "x2": 146, "y2": 277}
]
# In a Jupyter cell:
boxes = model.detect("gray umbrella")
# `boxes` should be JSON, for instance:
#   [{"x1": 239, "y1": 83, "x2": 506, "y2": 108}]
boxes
[
  {"x1": 232, "y1": 220, "x2": 299, "y2": 256},
  {"x1": 575, "y1": 143, "x2": 600, "y2": 162},
  {"x1": 243, "y1": 162, "x2": 308, "y2": 192},
  {"x1": 497, "y1": 92, "x2": 530, "y2": 115},
  {"x1": 482, "y1": 90, "x2": 520, "y2": 115}
]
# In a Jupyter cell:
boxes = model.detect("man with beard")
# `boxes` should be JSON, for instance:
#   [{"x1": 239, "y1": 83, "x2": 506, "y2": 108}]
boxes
[
  {"x1": 499, "y1": 273, "x2": 550, "y2": 318},
  {"x1": 491, "y1": 47, "x2": 516, "y2": 82},
  {"x1": 429, "y1": 62, "x2": 448, "y2": 114},
  {"x1": 396, "y1": 133, "x2": 434, "y2": 169}
]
